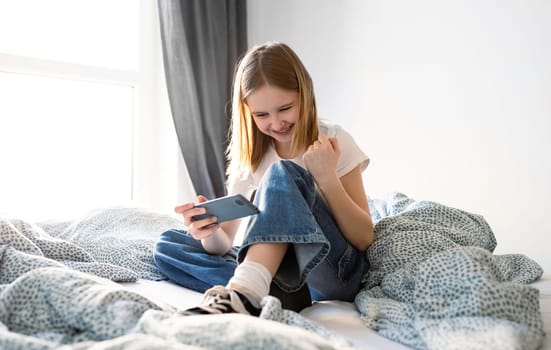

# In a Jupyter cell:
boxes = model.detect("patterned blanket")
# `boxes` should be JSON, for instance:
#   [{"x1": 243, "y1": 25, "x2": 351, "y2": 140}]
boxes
[
  {"x1": 356, "y1": 193, "x2": 545, "y2": 350},
  {"x1": 0, "y1": 207, "x2": 353, "y2": 350},
  {"x1": 0, "y1": 195, "x2": 545, "y2": 350}
]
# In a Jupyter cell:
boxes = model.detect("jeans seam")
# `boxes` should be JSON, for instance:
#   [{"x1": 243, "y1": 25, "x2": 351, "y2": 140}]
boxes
[
  {"x1": 337, "y1": 244, "x2": 354, "y2": 282},
  {"x1": 272, "y1": 241, "x2": 330, "y2": 293}
]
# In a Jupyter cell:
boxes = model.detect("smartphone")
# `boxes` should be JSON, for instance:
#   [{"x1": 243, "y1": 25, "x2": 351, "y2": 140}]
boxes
[{"x1": 192, "y1": 194, "x2": 259, "y2": 223}]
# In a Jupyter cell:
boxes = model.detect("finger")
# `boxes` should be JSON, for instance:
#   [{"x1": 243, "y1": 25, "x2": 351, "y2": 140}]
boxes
[
  {"x1": 182, "y1": 206, "x2": 209, "y2": 225},
  {"x1": 196, "y1": 195, "x2": 209, "y2": 203},
  {"x1": 191, "y1": 206, "x2": 208, "y2": 216},
  {"x1": 202, "y1": 222, "x2": 219, "y2": 230},
  {"x1": 194, "y1": 215, "x2": 219, "y2": 228},
  {"x1": 317, "y1": 134, "x2": 329, "y2": 144},
  {"x1": 328, "y1": 137, "x2": 340, "y2": 153},
  {"x1": 189, "y1": 216, "x2": 218, "y2": 234},
  {"x1": 175, "y1": 202, "x2": 194, "y2": 214}
]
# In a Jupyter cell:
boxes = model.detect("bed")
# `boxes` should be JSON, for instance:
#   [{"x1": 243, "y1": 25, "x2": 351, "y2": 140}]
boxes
[{"x1": 0, "y1": 192, "x2": 548, "y2": 349}]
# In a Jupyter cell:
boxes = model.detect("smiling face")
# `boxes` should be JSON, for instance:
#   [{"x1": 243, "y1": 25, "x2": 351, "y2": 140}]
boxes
[
  {"x1": 246, "y1": 84, "x2": 300, "y2": 157},
  {"x1": 227, "y1": 42, "x2": 319, "y2": 174}
]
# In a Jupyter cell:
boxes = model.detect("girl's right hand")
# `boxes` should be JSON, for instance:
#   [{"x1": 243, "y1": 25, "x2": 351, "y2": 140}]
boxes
[{"x1": 174, "y1": 195, "x2": 221, "y2": 240}]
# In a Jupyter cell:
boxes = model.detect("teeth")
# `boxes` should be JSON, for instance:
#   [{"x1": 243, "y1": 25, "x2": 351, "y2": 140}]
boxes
[{"x1": 271, "y1": 125, "x2": 292, "y2": 134}]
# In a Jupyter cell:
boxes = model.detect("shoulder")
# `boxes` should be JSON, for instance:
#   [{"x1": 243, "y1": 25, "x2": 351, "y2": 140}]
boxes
[
  {"x1": 319, "y1": 119, "x2": 357, "y2": 147},
  {"x1": 318, "y1": 119, "x2": 343, "y2": 138},
  {"x1": 319, "y1": 119, "x2": 370, "y2": 175}
]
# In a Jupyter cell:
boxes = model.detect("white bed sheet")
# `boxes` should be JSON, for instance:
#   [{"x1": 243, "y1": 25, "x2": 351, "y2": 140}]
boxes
[{"x1": 123, "y1": 274, "x2": 551, "y2": 350}]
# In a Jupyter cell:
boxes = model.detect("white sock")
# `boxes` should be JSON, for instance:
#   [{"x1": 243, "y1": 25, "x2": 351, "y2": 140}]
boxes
[{"x1": 227, "y1": 260, "x2": 272, "y2": 308}]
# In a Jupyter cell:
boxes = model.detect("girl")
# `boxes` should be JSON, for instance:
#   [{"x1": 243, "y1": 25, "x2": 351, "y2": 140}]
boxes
[{"x1": 154, "y1": 42, "x2": 374, "y2": 316}]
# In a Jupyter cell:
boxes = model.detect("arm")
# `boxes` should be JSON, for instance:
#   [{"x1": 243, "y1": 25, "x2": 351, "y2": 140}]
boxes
[
  {"x1": 302, "y1": 135, "x2": 374, "y2": 251},
  {"x1": 175, "y1": 196, "x2": 241, "y2": 255},
  {"x1": 199, "y1": 219, "x2": 240, "y2": 255},
  {"x1": 316, "y1": 165, "x2": 374, "y2": 251}
]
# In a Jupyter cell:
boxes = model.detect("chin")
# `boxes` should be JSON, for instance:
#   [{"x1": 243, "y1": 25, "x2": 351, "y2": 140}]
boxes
[{"x1": 271, "y1": 134, "x2": 292, "y2": 143}]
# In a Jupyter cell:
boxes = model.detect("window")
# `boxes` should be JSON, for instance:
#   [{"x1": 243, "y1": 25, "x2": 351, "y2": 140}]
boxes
[
  {"x1": 0, "y1": 0, "x2": 139, "y2": 70},
  {"x1": 0, "y1": 0, "x2": 147, "y2": 220}
]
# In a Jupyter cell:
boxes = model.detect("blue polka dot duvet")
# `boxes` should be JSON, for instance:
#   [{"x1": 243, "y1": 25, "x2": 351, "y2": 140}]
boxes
[
  {"x1": 356, "y1": 192, "x2": 544, "y2": 350},
  {"x1": 0, "y1": 207, "x2": 355, "y2": 350}
]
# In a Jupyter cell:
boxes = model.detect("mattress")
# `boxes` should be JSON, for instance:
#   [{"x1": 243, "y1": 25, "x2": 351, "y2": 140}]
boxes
[{"x1": 123, "y1": 274, "x2": 551, "y2": 349}]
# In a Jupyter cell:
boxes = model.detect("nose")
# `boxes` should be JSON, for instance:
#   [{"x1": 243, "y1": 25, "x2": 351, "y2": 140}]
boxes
[{"x1": 273, "y1": 117, "x2": 287, "y2": 130}]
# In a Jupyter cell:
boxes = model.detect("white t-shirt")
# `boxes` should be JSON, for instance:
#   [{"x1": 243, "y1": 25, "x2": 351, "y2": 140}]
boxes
[{"x1": 228, "y1": 120, "x2": 370, "y2": 199}]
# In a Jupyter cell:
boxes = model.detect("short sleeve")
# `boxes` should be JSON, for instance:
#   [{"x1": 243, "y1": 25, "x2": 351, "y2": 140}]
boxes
[{"x1": 329, "y1": 123, "x2": 370, "y2": 177}]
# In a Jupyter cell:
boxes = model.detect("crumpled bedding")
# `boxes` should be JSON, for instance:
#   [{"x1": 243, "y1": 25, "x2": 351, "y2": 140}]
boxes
[
  {"x1": 0, "y1": 195, "x2": 545, "y2": 350},
  {"x1": 356, "y1": 192, "x2": 545, "y2": 350},
  {"x1": 0, "y1": 266, "x2": 353, "y2": 350},
  {"x1": 0, "y1": 207, "x2": 354, "y2": 350}
]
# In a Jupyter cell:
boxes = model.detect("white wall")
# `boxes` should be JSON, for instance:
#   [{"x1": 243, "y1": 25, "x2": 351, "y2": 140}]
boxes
[{"x1": 247, "y1": 0, "x2": 551, "y2": 272}]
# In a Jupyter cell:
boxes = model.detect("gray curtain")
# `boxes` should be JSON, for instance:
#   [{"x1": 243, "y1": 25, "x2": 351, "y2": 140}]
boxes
[{"x1": 158, "y1": 0, "x2": 247, "y2": 199}]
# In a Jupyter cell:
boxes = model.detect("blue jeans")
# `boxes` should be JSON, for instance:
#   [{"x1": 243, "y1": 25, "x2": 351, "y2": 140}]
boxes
[{"x1": 154, "y1": 160, "x2": 369, "y2": 302}]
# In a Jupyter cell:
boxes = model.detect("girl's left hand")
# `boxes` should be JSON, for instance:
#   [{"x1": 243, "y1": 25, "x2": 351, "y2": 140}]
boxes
[{"x1": 302, "y1": 135, "x2": 340, "y2": 184}]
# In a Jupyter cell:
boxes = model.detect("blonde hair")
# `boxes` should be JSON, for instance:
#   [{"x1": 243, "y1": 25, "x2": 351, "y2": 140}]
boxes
[{"x1": 226, "y1": 42, "x2": 319, "y2": 184}]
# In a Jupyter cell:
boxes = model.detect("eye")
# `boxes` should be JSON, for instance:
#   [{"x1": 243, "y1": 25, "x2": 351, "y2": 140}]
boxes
[
  {"x1": 279, "y1": 106, "x2": 292, "y2": 112},
  {"x1": 253, "y1": 112, "x2": 268, "y2": 118}
]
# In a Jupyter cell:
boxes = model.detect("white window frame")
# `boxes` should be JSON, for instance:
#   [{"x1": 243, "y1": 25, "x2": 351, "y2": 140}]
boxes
[{"x1": 0, "y1": 0, "x2": 194, "y2": 218}]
